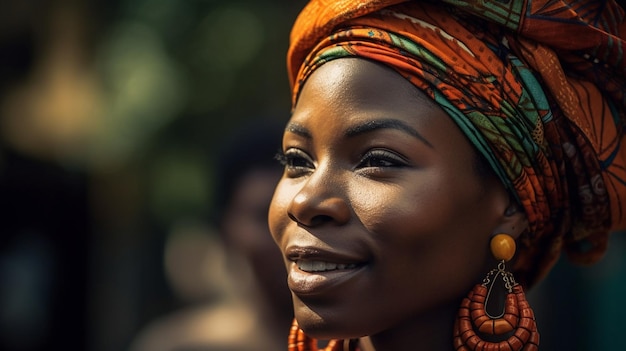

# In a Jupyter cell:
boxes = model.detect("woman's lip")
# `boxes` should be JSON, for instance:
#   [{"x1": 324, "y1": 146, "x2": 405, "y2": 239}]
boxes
[
  {"x1": 285, "y1": 245, "x2": 367, "y2": 264},
  {"x1": 284, "y1": 245, "x2": 370, "y2": 296},
  {"x1": 287, "y1": 260, "x2": 368, "y2": 297}
]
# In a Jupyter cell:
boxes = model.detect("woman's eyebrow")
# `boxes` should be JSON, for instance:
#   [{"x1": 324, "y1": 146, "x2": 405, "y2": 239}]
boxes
[
  {"x1": 284, "y1": 122, "x2": 311, "y2": 138},
  {"x1": 344, "y1": 119, "x2": 433, "y2": 148}
]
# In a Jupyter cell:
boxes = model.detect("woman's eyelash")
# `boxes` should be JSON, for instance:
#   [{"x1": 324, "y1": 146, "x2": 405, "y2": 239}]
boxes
[
  {"x1": 274, "y1": 150, "x2": 289, "y2": 166},
  {"x1": 359, "y1": 149, "x2": 409, "y2": 168},
  {"x1": 275, "y1": 149, "x2": 314, "y2": 171},
  {"x1": 276, "y1": 149, "x2": 407, "y2": 171}
]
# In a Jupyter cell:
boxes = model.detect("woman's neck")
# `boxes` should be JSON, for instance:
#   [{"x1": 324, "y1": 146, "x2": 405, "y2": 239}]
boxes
[{"x1": 359, "y1": 303, "x2": 458, "y2": 351}]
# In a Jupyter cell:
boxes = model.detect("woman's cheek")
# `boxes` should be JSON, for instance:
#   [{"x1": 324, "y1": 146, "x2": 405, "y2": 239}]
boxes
[{"x1": 357, "y1": 192, "x2": 414, "y2": 232}]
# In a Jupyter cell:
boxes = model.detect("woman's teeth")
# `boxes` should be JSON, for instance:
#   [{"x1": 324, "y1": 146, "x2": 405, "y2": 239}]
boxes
[{"x1": 297, "y1": 260, "x2": 358, "y2": 272}]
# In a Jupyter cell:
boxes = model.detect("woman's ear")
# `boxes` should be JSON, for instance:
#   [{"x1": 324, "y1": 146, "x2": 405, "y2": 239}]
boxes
[{"x1": 493, "y1": 202, "x2": 528, "y2": 240}]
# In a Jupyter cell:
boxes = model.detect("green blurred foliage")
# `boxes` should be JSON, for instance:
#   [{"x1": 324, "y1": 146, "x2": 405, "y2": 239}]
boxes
[
  {"x1": 0, "y1": 1, "x2": 305, "y2": 350},
  {"x1": 91, "y1": 0, "x2": 304, "y2": 223}
]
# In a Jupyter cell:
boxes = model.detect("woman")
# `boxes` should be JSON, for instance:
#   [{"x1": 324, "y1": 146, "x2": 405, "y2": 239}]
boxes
[{"x1": 268, "y1": 1, "x2": 626, "y2": 350}]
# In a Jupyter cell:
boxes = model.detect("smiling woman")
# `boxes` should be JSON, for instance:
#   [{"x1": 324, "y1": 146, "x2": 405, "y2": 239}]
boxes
[
  {"x1": 268, "y1": 1, "x2": 626, "y2": 351},
  {"x1": 270, "y1": 58, "x2": 520, "y2": 349}
]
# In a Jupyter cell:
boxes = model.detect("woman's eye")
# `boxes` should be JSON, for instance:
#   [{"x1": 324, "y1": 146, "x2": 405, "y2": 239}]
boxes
[
  {"x1": 275, "y1": 149, "x2": 314, "y2": 175},
  {"x1": 358, "y1": 149, "x2": 408, "y2": 169}
]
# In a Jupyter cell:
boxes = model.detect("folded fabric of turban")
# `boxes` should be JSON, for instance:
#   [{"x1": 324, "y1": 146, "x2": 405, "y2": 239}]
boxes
[{"x1": 287, "y1": 0, "x2": 626, "y2": 287}]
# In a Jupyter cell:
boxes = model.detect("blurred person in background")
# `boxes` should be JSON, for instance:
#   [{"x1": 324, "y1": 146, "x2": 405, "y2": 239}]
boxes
[
  {"x1": 0, "y1": 0, "x2": 308, "y2": 350},
  {"x1": 130, "y1": 120, "x2": 292, "y2": 351}
]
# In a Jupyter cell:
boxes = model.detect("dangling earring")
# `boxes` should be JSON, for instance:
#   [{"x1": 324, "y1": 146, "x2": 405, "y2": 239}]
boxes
[{"x1": 453, "y1": 234, "x2": 539, "y2": 351}]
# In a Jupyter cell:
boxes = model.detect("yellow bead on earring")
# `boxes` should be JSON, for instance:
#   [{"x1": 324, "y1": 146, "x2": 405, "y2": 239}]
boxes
[{"x1": 490, "y1": 233, "x2": 516, "y2": 262}]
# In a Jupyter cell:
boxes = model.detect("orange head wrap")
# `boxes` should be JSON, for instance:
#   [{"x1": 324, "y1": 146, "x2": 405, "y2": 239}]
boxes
[{"x1": 287, "y1": 0, "x2": 626, "y2": 287}]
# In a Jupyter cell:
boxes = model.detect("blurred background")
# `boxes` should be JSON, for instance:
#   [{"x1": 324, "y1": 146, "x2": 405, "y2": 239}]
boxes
[
  {"x1": 0, "y1": 0, "x2": 624, "y2": 351},
  {"x1": 0, "y1": 0, "x2": 302, "y2": 350}
]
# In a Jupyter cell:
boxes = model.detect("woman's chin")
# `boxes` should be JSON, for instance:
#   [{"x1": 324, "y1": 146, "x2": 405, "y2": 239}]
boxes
[{"x1": 294, "y1": 306, "x2": 366, "y2": 341}]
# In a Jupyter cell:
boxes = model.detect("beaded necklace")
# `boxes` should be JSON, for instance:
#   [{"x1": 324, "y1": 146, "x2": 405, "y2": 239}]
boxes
[{"x1": 288, "y1": 320, "x2": 361, "y2": 351}]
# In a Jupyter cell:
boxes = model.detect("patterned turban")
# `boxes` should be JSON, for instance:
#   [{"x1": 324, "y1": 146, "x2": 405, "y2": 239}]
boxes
[{"x1": 287, "y1": 0, "x2": 626, "y2": 287}]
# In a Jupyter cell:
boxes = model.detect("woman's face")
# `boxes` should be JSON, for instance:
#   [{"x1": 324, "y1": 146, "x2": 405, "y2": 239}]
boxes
[{"x1": 268, "y1": 58, "x2": 511, "y2": 339}]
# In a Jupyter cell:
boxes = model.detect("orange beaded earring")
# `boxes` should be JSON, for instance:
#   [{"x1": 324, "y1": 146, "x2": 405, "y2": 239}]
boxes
[{"x1": 453, "y1": 234, "x2": 539, "y2": 351}]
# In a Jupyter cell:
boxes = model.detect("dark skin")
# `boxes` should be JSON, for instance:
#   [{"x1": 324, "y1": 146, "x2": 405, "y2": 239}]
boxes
[{"x1": 269, "y1": 58, "x2": 528, "y2": 351}]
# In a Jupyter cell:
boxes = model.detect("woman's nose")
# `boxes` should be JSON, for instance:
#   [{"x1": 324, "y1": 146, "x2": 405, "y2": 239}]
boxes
[{"x1": 287, "y1": 176, "x2": 351, "y2": 227}]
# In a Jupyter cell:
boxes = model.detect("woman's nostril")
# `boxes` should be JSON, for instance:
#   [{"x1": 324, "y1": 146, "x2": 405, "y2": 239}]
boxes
[
  {"x1": 310, "y1": 214, "x2": 333, "y2": 227},
  {"x1": 288, "y1": 208, "x2": 342, "y2": 227},
  {"x1": 288, "y1": 212, "x2": 298, "y2": 223}
]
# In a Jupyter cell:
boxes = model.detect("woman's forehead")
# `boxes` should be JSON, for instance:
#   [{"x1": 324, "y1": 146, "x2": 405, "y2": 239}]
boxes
[{"x1": 292, "y1": 58, "x2": 440, "y2": 122}]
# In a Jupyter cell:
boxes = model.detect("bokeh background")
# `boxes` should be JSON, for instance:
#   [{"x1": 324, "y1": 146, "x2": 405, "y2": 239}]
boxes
[
  {"x1": 0, "y1": 1, "x2": 303, "y2": 350},
  {"x1": 0, "y1": 1, "x2": 624, "y2": 351}
]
